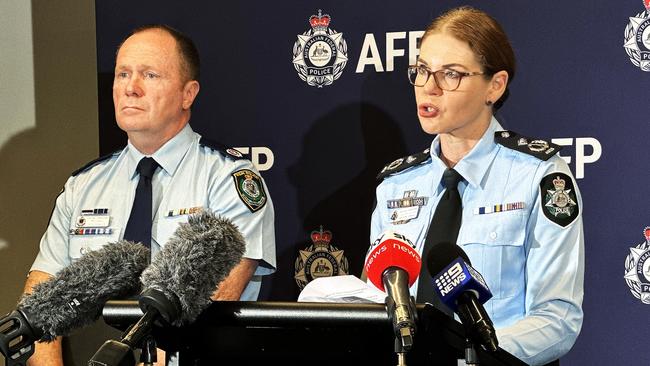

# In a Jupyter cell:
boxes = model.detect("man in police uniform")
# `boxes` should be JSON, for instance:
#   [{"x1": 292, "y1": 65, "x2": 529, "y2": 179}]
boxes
[{"x1": 23, "y1": 25, "x2": 276, "y2": 365}]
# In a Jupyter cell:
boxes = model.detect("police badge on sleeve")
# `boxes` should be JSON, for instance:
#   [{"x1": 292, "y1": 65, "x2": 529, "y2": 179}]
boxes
[
  {"x1": 232, "y1": 169, "x2": 267, "y2": 212},
  {"x1": 292, "y1": 10, "x2": 348, "y2": 87},
  {"x1": 624, "y1": 227, "x2": 650, "y2": 304},
  {"x1": 539, "y1": 173, "x2": 579, "y2": 227}
]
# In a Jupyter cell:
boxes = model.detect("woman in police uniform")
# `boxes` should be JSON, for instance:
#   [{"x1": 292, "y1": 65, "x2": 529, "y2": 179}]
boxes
[{"x1": 367, "y1": 7, "x2": 584, "y2": 366}]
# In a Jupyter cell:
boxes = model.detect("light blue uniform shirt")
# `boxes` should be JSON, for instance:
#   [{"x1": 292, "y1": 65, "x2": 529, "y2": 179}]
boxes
[
  {"x1": 32, "y1": 124, "x2": 276, "y2": 301},
  {"x1": 368, "y1": 117, "x2": 584, "y2": 365}
]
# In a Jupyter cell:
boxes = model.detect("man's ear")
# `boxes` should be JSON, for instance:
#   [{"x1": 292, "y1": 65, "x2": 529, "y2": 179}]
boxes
[{"x1": 182, "y1": 80, "x2": 200, "y2": 110}]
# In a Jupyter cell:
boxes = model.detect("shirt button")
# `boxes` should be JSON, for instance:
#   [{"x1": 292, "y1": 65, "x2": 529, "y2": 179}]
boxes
[
  {"x1": 489, "y1": 232, "x2": 497, "y2": 240},
  {"x1": 80, "y1": 246, "x2": 88, "y2": 255}
]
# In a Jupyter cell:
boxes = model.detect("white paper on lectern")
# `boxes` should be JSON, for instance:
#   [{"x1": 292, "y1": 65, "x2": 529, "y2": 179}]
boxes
[{"x1": 297, "y1": 275, "x2": 386, "y2": 303}]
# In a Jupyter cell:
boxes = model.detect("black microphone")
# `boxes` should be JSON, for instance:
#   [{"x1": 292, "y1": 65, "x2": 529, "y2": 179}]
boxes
[
  {"x1": 0, "y1": 240, "x2": 150, "y2": 366},
  {"x1": 89, "y1": 210, "x2": 246, "y2": 366},
  {"x1": 426, "y1": 242, "x2": 498, "y2": 352}
]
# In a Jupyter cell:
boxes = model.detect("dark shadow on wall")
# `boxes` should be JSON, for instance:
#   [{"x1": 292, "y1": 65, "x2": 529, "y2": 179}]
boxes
[
  {"x1": 275, "y1": 102, "x2": 408, "y2": 301},
  {"x1": 0, "y1": 0, "x2": 100, "y2": 337},
  {"x1": 0, "y1": 1, "x2": 120, "y2": 365}
]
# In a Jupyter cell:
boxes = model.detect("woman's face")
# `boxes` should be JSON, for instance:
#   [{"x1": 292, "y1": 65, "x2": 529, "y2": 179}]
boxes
[{"x1": 414, "y1": 32, "x2": 496, "y2": 138}]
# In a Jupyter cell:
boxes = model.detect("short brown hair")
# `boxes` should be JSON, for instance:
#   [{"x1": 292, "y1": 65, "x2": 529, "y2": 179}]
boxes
[
  {"x1": 118, "y1": 24, "x2": 200, "y2": 82},
  {"x1": 422, "y1": 6, "x2": 515, "y2": 109}
]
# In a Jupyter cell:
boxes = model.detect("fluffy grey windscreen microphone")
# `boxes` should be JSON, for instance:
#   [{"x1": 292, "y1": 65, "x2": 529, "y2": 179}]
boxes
[
  {"x1": 139, "y1": 210, "x2": 246, "y2": 326},
  {"x1": 18, "y1": 240, "x2": 150, "y2": 342}
]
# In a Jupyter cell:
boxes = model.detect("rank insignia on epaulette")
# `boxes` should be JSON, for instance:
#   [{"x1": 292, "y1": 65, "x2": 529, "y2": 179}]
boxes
[
  {"x1": 540, "y1": 173, "x2": 579, "y2": 227},
  {"x1": 377, "y1": 148, "x2": 432, "y2": 180},
  {"x1": 294, "y1": 226, "x2": 349, "y2": 290},
  {"x1": 232, "y1": 169, "x2": 267, "y2": 212},
  {"x1": 226, "y1": 148, "x2": 243, "y2": 158},
  {"x1": 495, "y1": 130, "x2": 561, "y2": 161}
]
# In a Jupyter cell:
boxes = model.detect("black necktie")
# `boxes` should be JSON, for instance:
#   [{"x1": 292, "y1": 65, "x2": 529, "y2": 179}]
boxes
[
  {"x1": 416, "y1": 168, "x2": 463, "y2": 314},
  {"x1": 123, "y1": 157, "x2": 159, "y2": 249}
]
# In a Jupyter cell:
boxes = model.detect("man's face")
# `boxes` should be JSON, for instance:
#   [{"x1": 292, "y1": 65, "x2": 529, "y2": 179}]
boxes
[{"x1": 113, "y1": 29, "x2": 193, "y2": 141}]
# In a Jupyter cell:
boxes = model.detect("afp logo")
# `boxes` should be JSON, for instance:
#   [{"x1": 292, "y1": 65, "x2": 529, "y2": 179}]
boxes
[
  {"x1": 623, "y1": 1, "x2": 650, "y2": 71},
  {"x1": 624, "y1": 226, "x2": 650, "y2": 304},
  {"x1": 292, "y1": 10, "x2": 348, "y2": 87}
]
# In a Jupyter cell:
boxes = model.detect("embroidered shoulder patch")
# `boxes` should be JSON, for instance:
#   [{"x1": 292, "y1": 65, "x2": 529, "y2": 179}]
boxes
[
  {"x1": 495, "y1": 130, "x2": 561, "y2": 161},
  {"x1": 377, "y1": 148, "x2": 431, "y2": 181},
  {"x1": 232, "y1": 169, "x2": 267, "y2": 212},
  {"x1": 539, "y1": 173, "x2": 579, "y2": 227}
]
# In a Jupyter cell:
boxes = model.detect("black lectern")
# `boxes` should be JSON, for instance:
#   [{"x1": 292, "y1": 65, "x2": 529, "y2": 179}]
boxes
[{"x1": 102, "y1": 301, "x2": 526, "y2": 366}]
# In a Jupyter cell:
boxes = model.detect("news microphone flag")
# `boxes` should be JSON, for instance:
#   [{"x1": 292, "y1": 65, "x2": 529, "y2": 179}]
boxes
[
  {"x1": 365, "y1": 231, "x2": 421, "y2": 291},
  {"x1": 433, "y1": 257, "x2": 492, "y2": 313}
]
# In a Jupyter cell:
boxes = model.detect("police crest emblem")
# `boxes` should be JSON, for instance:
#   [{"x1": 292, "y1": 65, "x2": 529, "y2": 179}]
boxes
[
  {"x1": 624, "y1": 227, "x2": 650, "y2": 304},
  {"x1": 294, "y1": 226, "x2": 349, "y2": 290},
  {"x1": 232, "y1": 169, "x2": 267, "y2": 212},
  {"x1": 540, "y1": 173, "x2": 579, "y2": 227},
  {"x1": 292, "y1": 10, "x2": 348, "y2": 87},
  {"x1": 624, "y1": 1, "x2": 650, "y2": 71}
]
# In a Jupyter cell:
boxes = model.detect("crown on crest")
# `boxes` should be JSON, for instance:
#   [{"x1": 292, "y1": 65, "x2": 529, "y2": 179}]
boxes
[
  {"x1": 644, "y1": 0, "x2": 650, "y2": 11},
  {"x1": 309, "y1": 10, "x2": 331, "y2": 32},
  {"x1": 644, "y1": 227, "x2": 650, "y2": 243},
  {"x1": 552, "y1": 176, "x2": 566, "y2": 190},
  {"x1": 311, "y1": 225, "x2": 332, "y2": 248}
]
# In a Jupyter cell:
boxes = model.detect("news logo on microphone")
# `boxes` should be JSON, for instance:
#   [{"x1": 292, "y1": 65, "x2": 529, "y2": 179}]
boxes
[
  {"x1": 365, "y1": 231, "x2": 420, "y2": 292},
  {"x1": 433, "y1": 258, "x2": 492, "y2": 312}
]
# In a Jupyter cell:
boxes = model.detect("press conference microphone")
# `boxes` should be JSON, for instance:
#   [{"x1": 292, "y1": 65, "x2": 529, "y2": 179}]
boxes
[
  {"x1": 89, "y1": 210, "x2": 246, "y2": 366},
  {"x1": 0, "y1": 240, "x2": 149, "y2": 366},
  {"x1": 365, "y1": 231, "x2": 421, "y2": 352},
  {"x1": 426, "y1": 242, "x2": 498, "y2": 352}
]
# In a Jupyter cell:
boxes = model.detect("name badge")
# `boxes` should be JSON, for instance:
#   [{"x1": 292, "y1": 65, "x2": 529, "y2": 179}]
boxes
[
  {"x1": 76, "y1": 215, "x2": 110, "y2": 228},
  {"x1": 390, "y1": 206, "x2": 420, "y2": 224},
  {"x1": 166, "y1": 206, "x2": 203, "y2": 217}
]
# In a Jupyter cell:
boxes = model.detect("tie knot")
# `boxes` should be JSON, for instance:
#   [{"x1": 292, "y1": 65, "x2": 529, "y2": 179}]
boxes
[
  {"x1": 442, "y1": 168, "x2": 463, "y2": 189},
  {"x1": 136, "y1": 157, "x2": 159, "y2": 179}
]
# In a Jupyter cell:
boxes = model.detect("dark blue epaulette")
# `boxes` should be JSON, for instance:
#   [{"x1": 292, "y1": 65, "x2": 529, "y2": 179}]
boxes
[
  {"x1": 377, "y1": 147, "x2": 432, "y2": 181},
  {"x1": 494, "y1": 130, "x2": 561, "y2": 161},
  {"x1": 199, "y1": 137, "x2": 247, "y2": 160},
  {"x1": 71, "y1": 149, "x2": 122, "y2": 177}
]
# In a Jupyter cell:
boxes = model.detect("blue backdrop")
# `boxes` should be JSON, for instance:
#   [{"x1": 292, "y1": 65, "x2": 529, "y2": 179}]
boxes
[{"x1": 95, "y1": 1, "x2": 650, "y2": 364}]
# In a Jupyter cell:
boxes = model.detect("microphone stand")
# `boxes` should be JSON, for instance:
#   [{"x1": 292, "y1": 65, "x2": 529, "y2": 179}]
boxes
[
  {"x1": 393, "y1": 337, "x2": 408, "y2": 366},
  {"x1": 464, "y1": 338, "x2": 479, "y2": 366},
  {"x1": 89, "y1": 289, "x2": 179, "y2": 366},
  {"x1": 88, "y1": 309, "x2": 158, "y2": 366},
  {"x1": 139, "y1": 335, "x2": 157, "y2": 366}
]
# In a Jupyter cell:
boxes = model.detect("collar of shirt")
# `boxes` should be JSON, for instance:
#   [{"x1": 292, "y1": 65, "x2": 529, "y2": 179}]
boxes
[
  {"x1": 428, "y1": 117, "x2": 503, "y2": 190},
  {"x1": 125, "y1": 123, "x2": 195, "y2": 180}
]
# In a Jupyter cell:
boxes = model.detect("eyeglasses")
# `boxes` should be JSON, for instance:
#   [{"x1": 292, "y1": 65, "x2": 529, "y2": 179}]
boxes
[{"x1": 407, "y1": 65, "x2": 485, "y2": 91}]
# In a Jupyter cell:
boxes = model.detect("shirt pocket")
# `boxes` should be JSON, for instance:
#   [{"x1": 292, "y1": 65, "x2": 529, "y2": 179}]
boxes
[
  {"x1": 68, "y1": 229, "x2": 122, "y2": 261},
  {"x1": 457, "y1": 211, "x2": 527, "y2": 300},
  {"x1": 152, "y1": 215, "x2": 189, "y2": 249}
]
